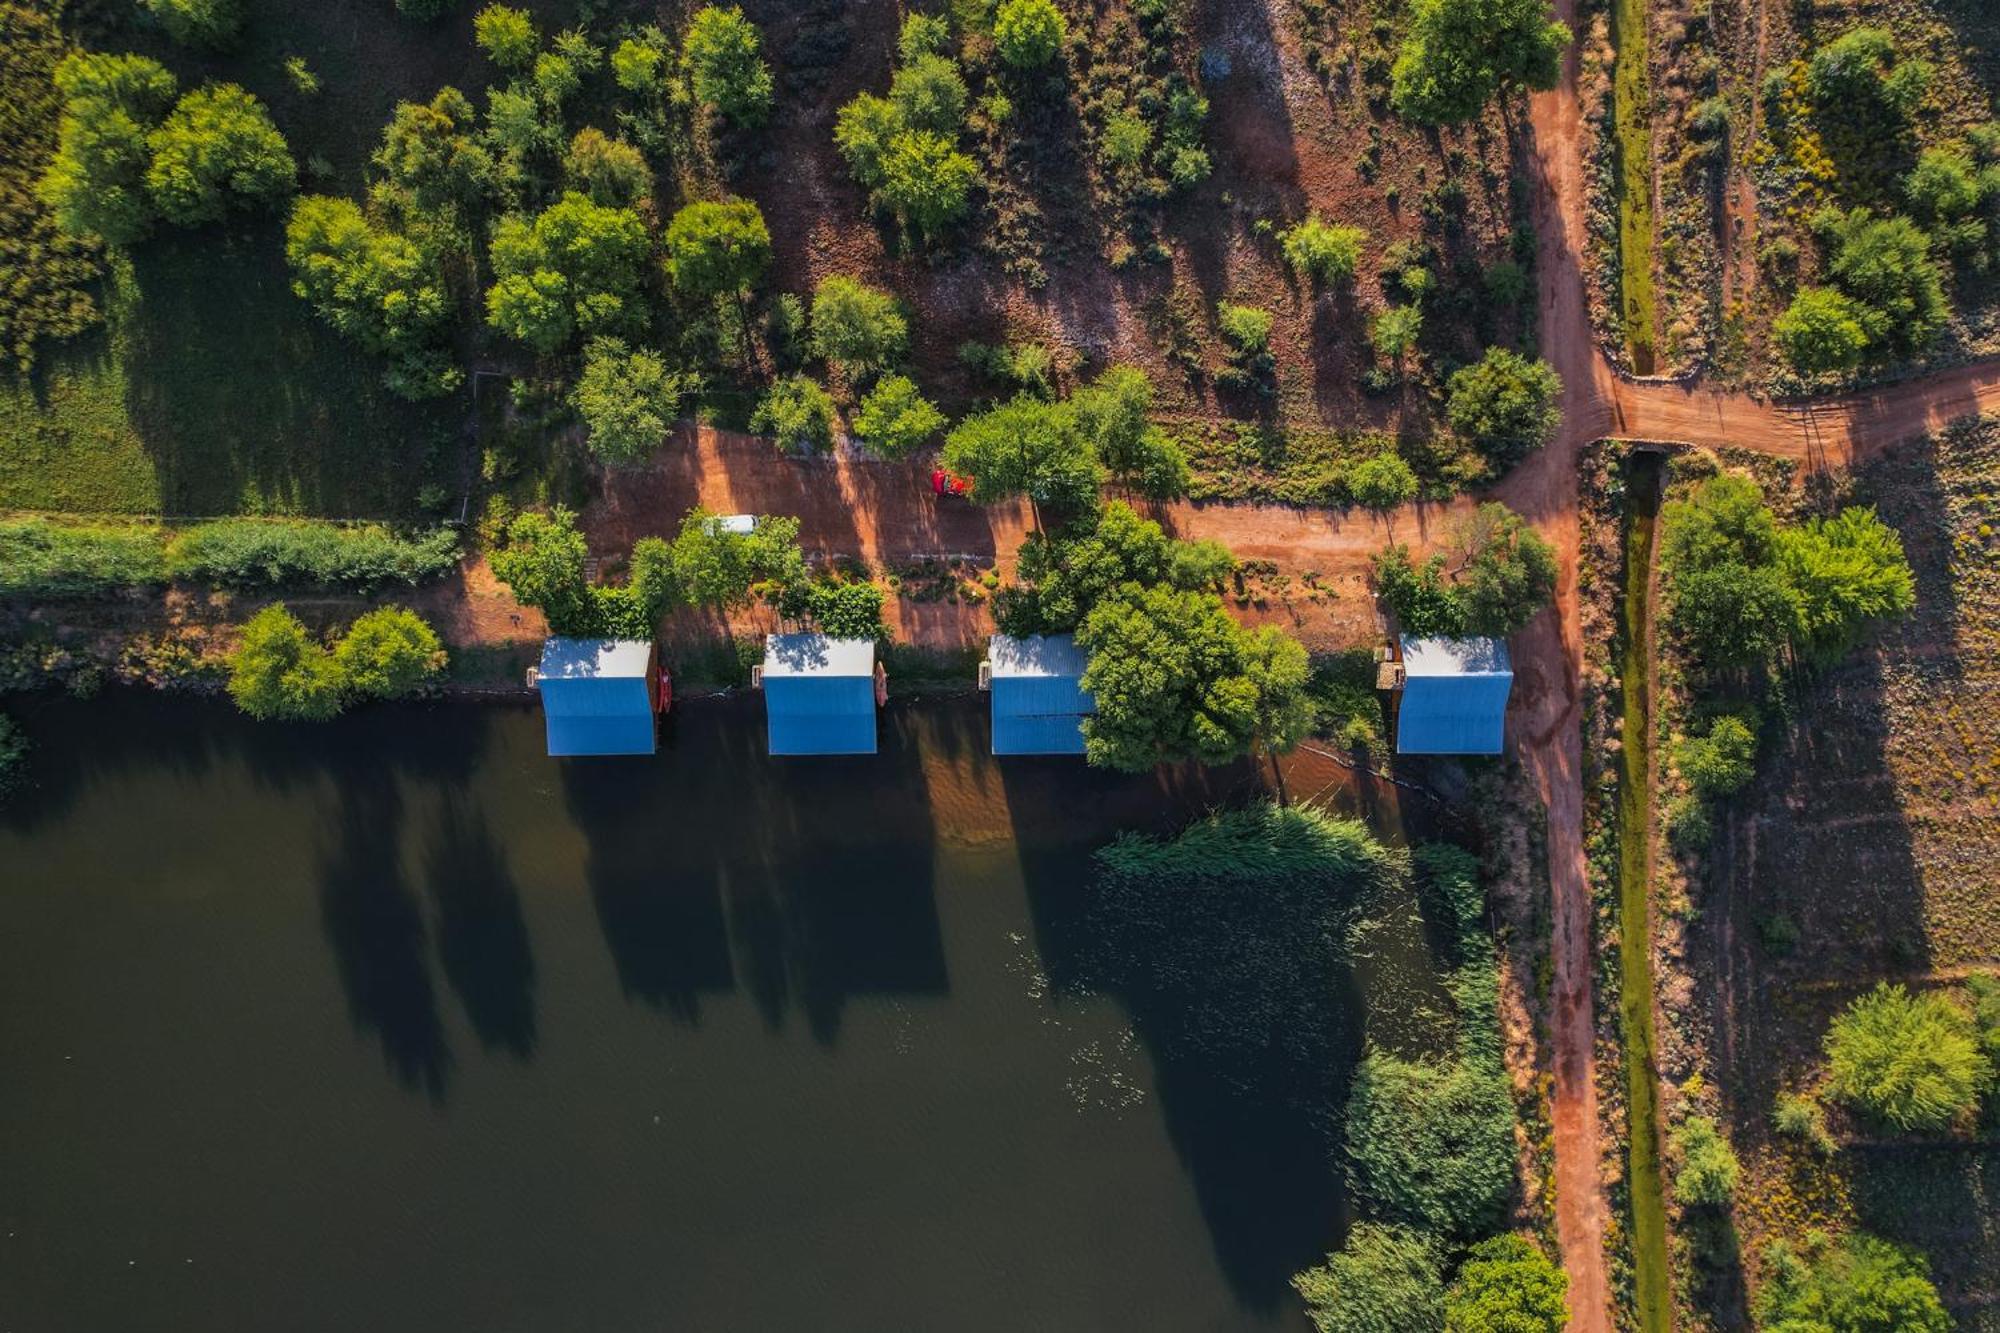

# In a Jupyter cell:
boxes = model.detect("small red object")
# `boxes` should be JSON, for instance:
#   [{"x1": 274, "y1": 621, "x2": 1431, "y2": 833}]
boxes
[{"x1": 931, "y1": 468, "x2": 946, "y2": 495}]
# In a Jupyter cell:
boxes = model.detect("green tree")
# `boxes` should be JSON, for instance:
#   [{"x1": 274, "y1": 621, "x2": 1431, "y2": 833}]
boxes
[
  {"x1": 682, "y1": 5, "x2": 773, "y2": 126},
  {"x1": 875, "y1": 129, "x2": 979, "y2": 238},
  {"x1": 565, "y1": 127, "x2": 650, "y2": 206},
  {"x1": 1807, "y1": 28, "x2": 1931, "y2": 122},
  {"x1": 571, "y1": 337, "x2": 697, "y2": 463},
  {"x1": 1443, "y1": 1235, "x2": 1570, "y2": 1333},
  {"x1": 1659, "y1": 473, "x2": 1797, "y2": 670},
  {"x1": 834, "y1": 93, "x2": 901, "y2": 187},
  {"x1": 783, "y1": 580, "x2": 887, "y2": 638},
  {"x1": 668, "y1": 508, "x2": 805, "y2": 611},
  {"x1": 474, "y1": 4, "x2": 538, "y2": 68},
  {"x1": 1066, "y1": 365, "x2": 1189, "y2": 500},
  {"x1": 1077, "y1": 585, "x2": 1275, "y2": 771},
  {"x1": 897, "y1": 11, "x2": 951, "y2": 61},
  {"x1": 1776, "y1": 506, "x2": 1915, "y2": 666},
  {"x1": 228, "y1": 605, "x2": 346, "y2": 721},
  {"x1": 1374, "y1": 546, "x2": 1469, "y2": 638},
  {"x1": 284, "y1": 195, "x2": 458, "y2": 399},
  {"x1": 140, "y1": 0, "x2": 240, "y2": 47},
  {"x1": 487, "y1": 192, "x2": 651, "y2": 352},
  {"x1": 38, "y1": 52, "x2": 178, "y2": 244},
  {"x1": 1370, "y1": 306, "x2": 1424, "y2": 379},
  {"x1": 993, "y1": 0, "x2": 1067, "y2": 69},
  {"x1": 332, "y1": 607, "x2": 447, "y2": 698},
  {"x1": 1291, "y1": 1224, "x2": 1445, "y2": 1333},
  {"x1": 1775, "y1": 287, "x2": 1872, "y2": 377},
  {"x1": 810, "y1": 275, "x2": 908, "y2": 376},
  {"x1": 1346, "y1": 1050, "x2": 1516, "y2": 1238},
  {"x1": 374, "y1": 87, "x2": 495, "y2": 220},
  {"x1": 491, "y1": 507, "x2": 594, "y2": 634},
  {"x1": 1392, "y1": 0, "x2": 1570, "y2": 125},
  {"x1": 611, "y1": 34, "x2": 668, "y2": 94},
  {"x1": 1446, "y1": 347, "x2": 1562, "y2": 468},
  {"x1": 1755, "y1": 1232, "x2": 1950, "y2": 1333},
  {"x1": 1675, "y1": 712, "x2": 1757, "y2": 798},
  {"x1": 890, "y1": 54, "x2": 968, "y2": 135},
  {"x1": 1348, "y1": 451, "x2": 1419, "y2": 514},
  {"x1": 1819, "y1": 208, "x2": 1948, "y2": 355},
  {"x1": 1451, "y1": 502, "x2": 1558, "y2": 636},
  {"x1": 942, "y1": 395, "x2": 1100, "y2": 518},
  {"x1": 996, "y1": 500, "x2": 1220, "y2": 635},
  {"x1": 146, "y1": 84, "x2": 295, "y2": 226},
  {"x1": 1905, "y1": 147, "x2": 1985, "y2": 223},
  {"x1": 1242, "y1": 624, "x2": 1315, "y2": 759},
  {"x1": 852, "y1": 374, "x2": 945, "y2": 458},
  {"x1": 1824, "y1": 983, "x2": 1989, "y2": 1132},
  {"x1": 751, "y1": 375, "x2": 838, "y2": 453},
  {"x1": 1670, "y1": 1114, "x2": 1740, "y2": 1207},
  {"x1": 1281, "y1": 216, "x2": 1366, "y2": 285},
  {"x1": 662, "y1": 197, "x2": 771, "y2": 299}
]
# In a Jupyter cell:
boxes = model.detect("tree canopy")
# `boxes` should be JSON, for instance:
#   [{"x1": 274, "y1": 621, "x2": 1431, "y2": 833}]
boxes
[
  {"x1": 571, "y1": 338, "x2": 698, "y2": 463},
  {"x1": 487, "y1": 192, "x2": 651, "y2": 352},
  {"x1": 663, "y1": 198, "x2": 771, "y2": 299},
  {"x1": 1291, "y1": 1224, "x2": 1445, "y2": 1333},
  {"x1": 1443, "y1": 1234, "x2": 1570, "y2": 1333},
  {"x1": 38, "y1": 52, "x2": 179, "y2": 244},
  {"x1": 809, "y1": 275, "x2": 908, "y2": 377},
  {"x1": 332, "y1": 606, "x2": 447, "y2": 699},
  {"x1": 1755, "y1": 1232, "x2": 1950, "y2": 1333},
  {"x1": 852, "y1": 374, "x2": 945, "y2": 458},
  {"x1": 1824, "y1": 983, "x2": 1989, "y2": 1132},
  {"x1": 682, "y1": 6, "x2": 773, "y2": 126},
  {"x1": 227, "y1": 605, "x2": 346, "y2": 721},
  {"x1": 285, "y1": 196, "x2": 458, "y2": 398},
  {"x1": 145, "y1": 83, "x2": 295, "y2": 226},
  {"x1": 994, "y1": 0, "x2": 1067, "y2": 69},
  {"x1": 1391, "y1": 0, "x2": 1570, "y2": 125},
  {"x1": 1374, "y1": 502, "x2": 1556, "y2": 638},
  {"x1": 1445, "y1": 348, "x2": 1562, "y2": 470},
  {"x1": 943, "y1": 395, "x2": 1101, "y2": 516}
]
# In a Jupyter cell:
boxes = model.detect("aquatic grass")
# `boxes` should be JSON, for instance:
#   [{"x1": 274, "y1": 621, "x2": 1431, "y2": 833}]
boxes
[{"x1": 1612, "y1": 0, "x2": 1660, "y2": 371}]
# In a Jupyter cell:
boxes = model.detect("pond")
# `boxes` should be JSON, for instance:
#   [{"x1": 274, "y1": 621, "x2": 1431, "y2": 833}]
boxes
[{"x1": 0, "y1": 691, "x2": 1450, "y2": 1332}]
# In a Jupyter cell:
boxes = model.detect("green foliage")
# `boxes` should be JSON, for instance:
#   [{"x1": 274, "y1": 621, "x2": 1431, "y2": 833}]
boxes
[
  {"x1": 1776, "y1": 506, "x2": 1916, "y2": 666},
  {"x1": 284, "y1": 196, "x2": 458, "y2": 399},
  {"x1": 876, "y1": 129, "x2": 979, "y2": 238},
  {"x1": 1414, "y1": 841, "x2": 1485, "y2": 946},
  {"x1": 943, "y1": 395, "x2": 1101, "y2": 514},
  {"x1": 1969, "y1": 974, "x2": 2000, "y2": 1064},
  {"x1": 0, "y1": 517, "x2": 166, "y2": 595},
  {"x1": 489, "y1": 505, "x2": 682, "y2": 638},
  {"x1": 163, "y1": 519, "x2": 460, "y2": 590},
  {"x1": 571, "y1": 337, "x2": 697, "y2": 463},
  {"x1": 1374, "y1": 502, "x2": 1554, "y2": 638},
  {"x1": 1077, "y1": 583, "x2": 1311, "y2": 770},
  {"x1": 1281, "y1": 216, "x2": 1366, "y2": 286},
  {"x1": 996, "y1": 500, "x2": 1227, "y2": 635},
  {"x1": 1670, "y1": 1114, "x2": 1740, "y2": 1207},
  {"x1": 683, "y1": 5, "x2": 773, "y2": 127},
  {"x1": 1067, "y1": 365, "x2": 1188, "y2": 499},
  {"x1": 139, "y1": 0, "x2": 240, "y2": 47},
  {"x1": 1675, "y1": 712, "x2": 1757, "y2": 798},
  {"x1": 890, "y1": 54, "x2": 968, "y2": 135},
  {"x1": 474, "y1": 5, "x2": 538, "y2": 69},
  {"x1": 809, "y1": 275, "x2": 908, "y2": 376},
  {"x1": 751, "y1": 375, "x2": 838, "y2": 453},
  {"x1": 1369, "y1": 306, "x2": 1424, "y2": 375},
  {"x1": 1291, "y1": 1224, "x2": 1445, "y2": 1333},
  {"x1": 1443, "y1": 1234, "x2": 1570, "y2": 1333},
  {"x1": 1755, "y1": 1232, "x2": 1950, "y2": 1333},
  {"x1": 1659, "y1": 473, "x2": 1795, "y2": 670},
  {"x1": 1392, "y1": 0, "x2": 1570, "y2": 125},
  {"x1": 1772, "y1": 1091, "x2": 1837, "y2": 1155},
  {"x1": 782, "y1": 578, "x2": 887, "y2": 638},
  {"x1": 1216, "y1": 300, "x2": 1272, "y2": 354},
  {"x1": 610, "y1": 34, "x2": 667, "y2": 94},
  {"x1": 1307, "y1": 650, "x2": 1388, "y2": 757},
  {"x1": 0, "y1": 714, "x2": 26, "y2": 800},
  {"x1": 852, "y1": 374, "x2": 945, "y2": 458},
  {"x1": 993, "y1": 0, "x2": 1067, "y2": 69},
  {"x1": 1824, "y1": 983, "x2": 1989, "y2": 1132},
  {"x1": 228, "y1": 605, "x2": 346, "y2": 721},
  {"x1": 1156, "y1": 76, "x2": 1211, "y2": 190},
  {"x1": 834, "y1": 44, "x2": 979, "y2": 240},
  {"x1": 662, "y1": 197, "x2": 771, "y2": 298},
  {"x1": 38, "y1": 52, "x2": 178, "y2": 244},
  {"x1": 1374, "y1": 546, "x2": 1467, "y2": 638},
  {"x1": 897, "y1": 12, "x2": 951, "y2": 61},
  {"x1": 1347, "y1": 450, "x2": 1418, "y2": 512},
  {"x1": 1807, "y1": 28, "x2": 1932, "y2": 123},
  {"x1": 487, "y1": 192, "x2": 650, "y2": 352},
  {"x1": 145, "y1": 83, "x2": 295, "y2": 227},
  {"x1": 1904, "y1": 147, "x2": 1985, "y2": 224},
  {"x1": 394, "y1": 0, "x2": 455, "y2": 20},
  {"x1": 1445, "y1": 348, "x2": 1562, "y2": 469},
  {"x1": 331, "y1": 606, "x2": 446, "y2": 698},
  {"x1": 375, "y1": 87, "x2": 495, "y2": 219},
  {"x1": 563, "y1": 127, "x2": 649, "y2": 207},
  {"x1": 668, "y1": 508, "x2": 805, "y2": 611},
  {"x1": 1345, "y1": 1047, "x2": 1516, "y2": 1238},
  {"x1": 1816, "y1": 208, "x2": 1947, "y2": 357},
  {"x1": 1775, "y1": 287, "x2": 1870, "y2": 378}
]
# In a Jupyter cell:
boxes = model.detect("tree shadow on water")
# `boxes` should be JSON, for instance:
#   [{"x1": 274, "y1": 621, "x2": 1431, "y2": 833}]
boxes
[{"x1": 424, "y1": 796, "x2": 537, "y2": 1059}]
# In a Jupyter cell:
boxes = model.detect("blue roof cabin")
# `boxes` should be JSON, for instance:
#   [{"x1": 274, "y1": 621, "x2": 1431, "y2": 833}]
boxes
[
  {"x1": 985, "y1": 633, "x2": 1094, "y2": 755},
  {"x1": 536, "y1": 638, "x2": 660, "y2": 757},
  {"x1": 1395, "y1": 635, "x2": 1513, "y2": 756},
  {"x1": 761, "y1": 634, "x2": 881, "y2": 756}
]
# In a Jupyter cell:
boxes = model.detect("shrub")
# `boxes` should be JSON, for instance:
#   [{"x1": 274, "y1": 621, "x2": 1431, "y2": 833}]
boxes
[
  {"x1": 1369, "y1": 306, "x2": 1423, "y2": 376},
  {"x1": 1445, "y1": 347, "x2": 1561, "y2": 468},
  {"x1": 1291, "y1": 1223, "x2": 1445, "y2": 1333},
  {"x1": 1670, "y1": 1114, "x2": 1739, "y2": 1207},
  {"x1": 610, "y1": 35, "x2": 667, "y2": 93},
  {"x1": 164, "y1": 520, "x2": 461, "y2": 590},
  {"x1": 1772, "y1": 1091, "x2": 1836, "y2": 1155},
  {"x1": 1216, "y1": 300, "x2": 1273, "y2": 354},
  {"x1": 662, "y1": 197, "x2": 772, "y2": 299},
  {"x1": 1392, "y1": 0, "x2": 1569, "y2": 125},
  {"x1": 782, "y1": 579, "x2": 887, "y2": 638},
  {"x1": 1807, "y1": 27, "x2": 1931, "y2": 121},
  {"x1": 1347, "y1": 451, "x2": 1418, "y2": 513},
  {"x1": 1413, "y1": 841, "x2": 1485, "y2": 945},
  {"x1": 0, "y1": 518, "x2": 167, "y2": 596},
  {"x1": 1755, "y1": 1232, "x2": 1949, "y2": 1333},
  {"x1": 227, "y1": 605, "x2": 346, "y2": 722},
  {"x1": 752, "y1": 376, "x2": 838, "y2": 453},
  {"x1": 852, "y1": 374, "x2": 945, "y2": 458},
  {"x1": 890, "y1": 54, "x2": 968, "y2": 135},
  {"x1": 1776, "y1": 505, "x2": 1915, "y2": 667},
  {"x1": 571, "y1": 338, "x2": 698, "y2": 463},
  {"x1": 1676, "y1": 712, "x2": 1757, "y2": 798},
  {"x1": 1281, "y1": 216, "x2": 1366, "y2": 285},
  {"x1": 1345, "y1": 1048, "x2": 1516, "y2": 1238},
  {"x1": 810, "y1": 275, "x2": 908, "y2": 376},
  {"x1": 876, "y1": 129, "x2": 979, "y2": 238},
  {"x1": 993, "y1": 0, "x2": 1067, "y2": 69},
  {"x1": 1817, "y1": 208, "x2": 1947, "y2": 356},
  {"x1": 1824, "y1": 983, "x2": 1989, "y2": 1131},
  {"x1": 332, "y1": 607, "x2": 446, "y2": 698},
  {"x1": 1443, "y1": 1234, "x2": 1569, "y2": 1333},
  {"x1": 682, "y1": 5, "x2": 773, "y2": 126},
  {"x1": 1775, "y1": 287, "x2": 1871, "y2": 377},
  {"x1": 474, "y1": 5, "x2": 538, "y2": 68},
  {"x1": 898, "y1": 12, "x2": 951, "y2": 60},
  {"x1": 146, "y1": 84, "x2": 296, "y2": 226},
  {"x1": 140, "y1": 0, "x2": 240, "y2": 47}
]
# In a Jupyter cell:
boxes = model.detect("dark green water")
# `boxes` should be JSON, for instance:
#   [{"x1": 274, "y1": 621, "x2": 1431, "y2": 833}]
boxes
[{"x1": 0, "y1": 692, "x2": 1449, "y2": 1333}]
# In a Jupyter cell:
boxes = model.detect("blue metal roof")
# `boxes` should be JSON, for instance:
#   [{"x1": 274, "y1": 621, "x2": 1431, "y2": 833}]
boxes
[
  {"x1": 1395, "y1": 635, "x2": 1512, "y2": 755},
  {"x1": 763, "y1": 634, "x2": 877, "y2": 755},
  {"x1": 988, "y1": 634, "x2": 1093, "y2": 755},
  {"x1": 992, "y1": 712, "x2": 1088, "y2": 755},
  {"x1": 768, "y1": 710, "x2": 878, "y2": 756},
  {"x1": 537, "y1": 638, "x2": 655, "y2": 756}
]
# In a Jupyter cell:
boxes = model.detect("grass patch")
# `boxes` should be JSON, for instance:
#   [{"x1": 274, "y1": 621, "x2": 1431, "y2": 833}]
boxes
[{"x1": 1612, "y1": 0, "x2": 1660, "y2": 372}]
